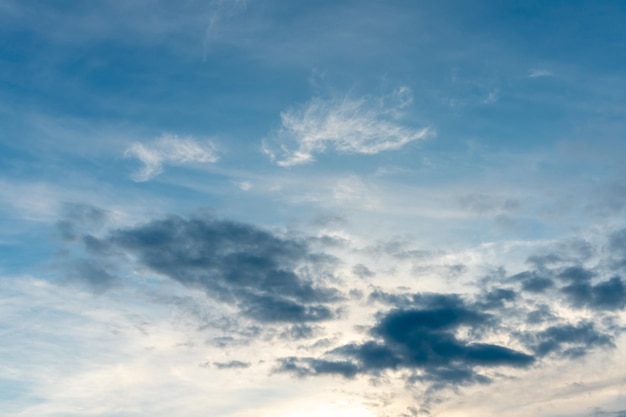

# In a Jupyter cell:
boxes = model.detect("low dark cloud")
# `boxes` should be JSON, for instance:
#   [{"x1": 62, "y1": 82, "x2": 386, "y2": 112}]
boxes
[
  {"x1": 213, "y1": 360, "x2": 251, "y2": 369},
  {"x1": 60, "y1": 212, "x2": 626, "y2": 398},
  {"x1": 591, "y1": 410, "x2": 626, "y2": 417},
  {"x1": 561, "y1": 276, "x2": 626, "y2": 310},
  {"x1": 70, "y1": 260, "x2": 118, "y2": 293},
  {"x1": 557, "y1": 266, "x2": 595, "y2": 283},
  {"x1": 510, "y1": 271, "x2": 554, "y2": 293},
  {"x1": 408, "y1": 364, "x2": 491, "y2": 388},
  {"x1": 75, "y1": 215, "x2": 343, "y2": 323},
  {"x1": 478, "y1": 288, "x2": 517, "y2": 309},
  {"x1": 609, "y1": 227, "x2": 626, "y2": 269},
  {"x1": 353, "y1": 264, "x2": 375, "y2": 278},
  {"x1": 511, "y1": 263, "x2": 626, "y2": 311},
  {"x1": 525, "y1": 238, "x2": 595, "y2": 269},
  {"x1": 56, "y1": 203, "x2": 109, "y2": 241},
  {"x1": 279, "y1": 294, "x2": 535, "y2": 387},
  {"x1": 275, "y1": 357, "x2": 359, "y2": 378},
  {"x1": 526, "y1": 304, "x2": 556, "y2": 324},
  {"x1": 279, "y1": 324, "x2": 318, "y2": 340},
  {"x1": 456, "y1": 194, "x2": 520, "y2": 215},
  {"x1": 522, "y1": 322, "x2": 614, "y2": 358},
  {"x1": 609, "y1": 228, "x2": 626, "y2": 253}
]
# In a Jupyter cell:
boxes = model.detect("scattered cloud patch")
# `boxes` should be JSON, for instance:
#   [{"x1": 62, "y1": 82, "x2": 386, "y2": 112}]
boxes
[
  {"x1": 236, "y1": 181, "x2": 252, "y2": 191},
  {"x1": 69, "y1": 260, "x2": 119, "y2": 294},
  {"x1": 124, "y1": 134, "x2": 218, "y2": 182},
  {"x1": 213, "y1": 360, "x2": 251, "y2": 369},
  {"x1": 525, "y1": 322, "x2": 614, "y2": 358},
  {"x1": 528, "y1": 69, "x2": 554, "y2": 78},
  {"x1": 263, "y1": 87, "x2": 432, "y2": 167},
  {"x1": 275, "y1": 357, "x2": 359, "y2": 378},
  {"x1": 512, "y1": 263, "x2": 626, "y2": 311},
  {"x1": 510, "y1": 271, "x2": 555, "y2": 293},
  {"x1": 561, "y1": 276, "x2": 626, "y2": 310},
  {"x1": 75, "y1": 215, "x2": 343, "y2": 323},
  {"x1": 279, "y1": 292, "x2": 535, "y2": 388},
  {"x1": 482, "y1": 90, "x2": 499, "y2": 104}
]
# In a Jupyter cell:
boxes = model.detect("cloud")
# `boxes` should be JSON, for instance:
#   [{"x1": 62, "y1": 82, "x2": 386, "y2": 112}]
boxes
[
  {"x1": 77, "y1": 215, "x2": 342, "y2": 323},
  {"x1": 69, "y1": 260, "x2": 118, "y2": 294},
  {"x1": 510, "y1": 271, "x2": 555, "y2": 293},
  {"x1": 275, "y1": 357, "x2": 359, "y2": 378},
  {"x1": 512, "y1": 263, "x2": 626, "y2": 311},
  {"x1": 56, "y1": 203, "x2": 109, "y2": 241},
  {"x1": 213, "y1": 360, "x2": 251, "y2": 369},
  {"x1": 525, "y1": 322, "x2": 614, "y2": 358},
  {"x1": 203, "y1": 0, "x2": 249, "y2": 57},
  {"x1": 263, "y1": 87, "x2": 432, "y2": 167},
  {"x1": 528, "y1": 69, "x2": 554, "y2": 78},
  {"x1": 352, "y1": 264, "x2": 375, "y2": 278},
  {"x1": 561, "y1": 276, "x2": 626, "y2": 310},
  {"x1": 279, "y1": 293, "x2": 535, "y2": 388},
  {"x1": 124, "y1": 134, "x2": 218, "y2": 181}
]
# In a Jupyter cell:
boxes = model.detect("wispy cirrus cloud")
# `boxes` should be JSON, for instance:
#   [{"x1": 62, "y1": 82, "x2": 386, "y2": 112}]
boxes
[
  {"x1": 124, "y1": 134, "x2": 218, "y2": 182},
  {"x1": 263, "y1": 87, "x2": 432, "y2": 167},
  {"x1": 528, "y1": 69, "x2": 554, "y2": 78}
]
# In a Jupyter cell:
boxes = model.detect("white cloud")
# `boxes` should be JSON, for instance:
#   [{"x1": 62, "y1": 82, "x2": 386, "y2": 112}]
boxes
[
  {"x1": 263, "y1": 87, "x2": 432, "y2": 167},
  {"x1": 482, "y1": 89, "x2": 499, "y2": 104},
  {"x1": 236, "y1": 181, "x2": 253, "y2": 191},
  {"x1": 529, "y1": 69, "x2": 554, "y2": 78},
  {"x1": 124, "y1": 134, "x2": 218, "y2": 182}
]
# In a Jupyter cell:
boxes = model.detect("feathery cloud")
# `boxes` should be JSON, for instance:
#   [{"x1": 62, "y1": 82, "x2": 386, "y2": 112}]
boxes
[
  {"x1": 263, "y1": 87, "x2": 432, "y2": 167},
  {"x1": 124, "y1": 134, "x2": 218, "y2": 182},
  {"x1": 528, "y1": 69, "x2": 554, "y2": 78}
]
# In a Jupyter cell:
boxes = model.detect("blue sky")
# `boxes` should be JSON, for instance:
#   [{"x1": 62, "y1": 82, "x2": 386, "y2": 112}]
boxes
[{"x1": 2, "y1": 1, "x2": 626, "y2": 416}]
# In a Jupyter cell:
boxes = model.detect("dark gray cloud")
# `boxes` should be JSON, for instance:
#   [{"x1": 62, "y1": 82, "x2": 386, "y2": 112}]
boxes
[
  {"x1": 368, "y1": 290, "x2": 467, "y2": 310},
  {"x1": 510, "y1": 271, "x2": 555, "y2": 293},
  {"x1": 408, "y1": 364, "x2": 491, "y2": 388},
  {"x1": 511, "y1": 262, "x2": 626, "y2": 311},
  {"x1": 70, "y1": 260, "x2": 118, "y2": 293},
  {"x1": 279, "y1": 294, "x2": 535, "y2": 388},
  {"x1": 561, "y1": 276, "x2": 626, "y2": 310},
  {"x1": 61, "y1": 212, "x2": 626, "y2": 398},
  {"x1": 609, "y1": 228, "x2": 626, "y2": 252},
  {"x1": 352, "y1": 264, "x2": 375, "y2": 278},
  {"x1": 56, "y1": 203, "x2": 109, "y2": 241},
  {"x1": 76, "y1": 215, "x2": 343, "y2": 323},
  {"x1": 213, "y1": 360, "x2": 251, "y2": 369},
  {"x1": 280, "y1": 324, "x2": 318, "y2": 340},
  {"x1": 280, "y1": 263, "x2": 624, "y2": 392},
  {"x1": 557, "y1": 266, "x2": 595, "y2": 283},
  {"x1": 456, "y1": 193, "x2": 520, "y2": 215},
  {"x1": 275, "y1": 357, "x2": 359, "y2": 378},
  {"x1": 521, "y1": 322, "x2": 614, "y2": 358},
  {"x1": 526, "y1": 304, "x2": 556, "y2": 324},
  {"x1": 525, "y1": 238, "x2": 595, "y2": 269},
  {"x1": 609, "y1": 227, "x2": 626, "y2": 269},
  {"x1": 477, "y1": 288, "x2": 517, "y2": 309},
  {"x1": 591, "y1": 410, "x2": 626, "y2": 417}
]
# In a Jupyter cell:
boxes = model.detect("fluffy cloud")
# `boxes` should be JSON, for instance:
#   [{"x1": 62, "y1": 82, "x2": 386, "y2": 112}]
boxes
[
  {"x1": 263, "y1": 87, "x2": 432, "y2": 167},
  {"x1": 124, "y1": 134, "x2": 218, "y2": 181}
]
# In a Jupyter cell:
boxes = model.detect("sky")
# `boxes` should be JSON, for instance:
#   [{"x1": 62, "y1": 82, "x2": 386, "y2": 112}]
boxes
[{"x1": 2, "y1": 1, "x2": 626, "y2": 416}]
